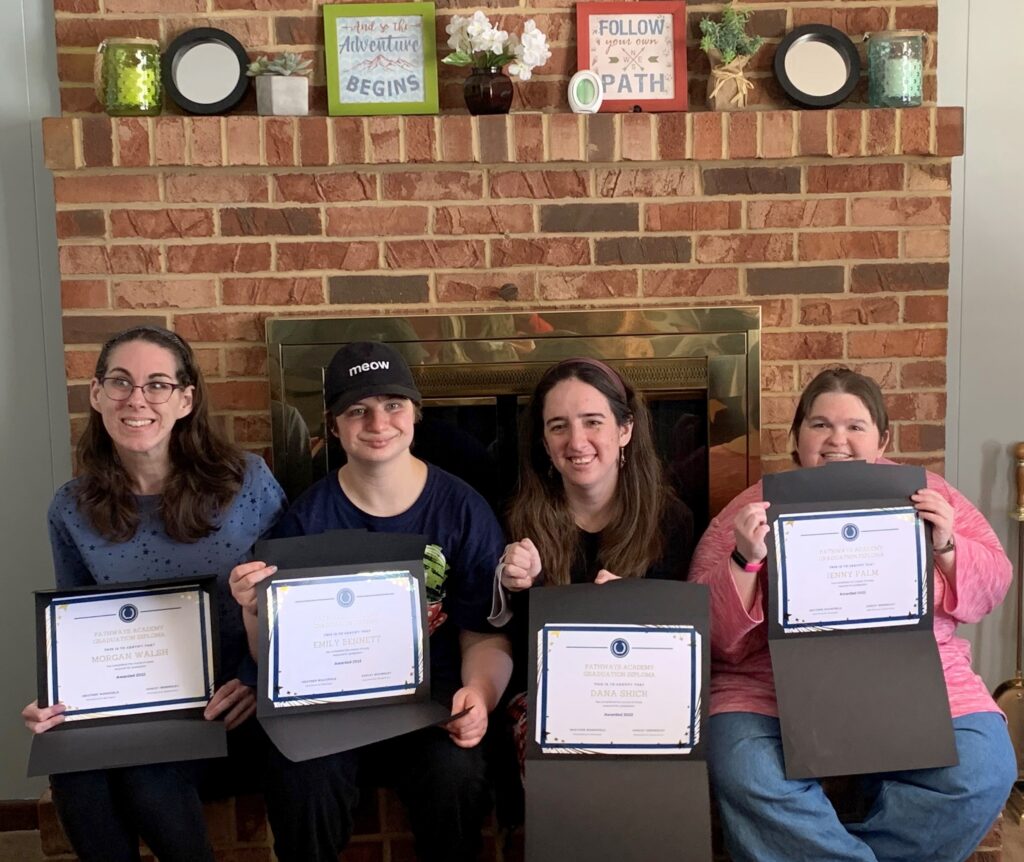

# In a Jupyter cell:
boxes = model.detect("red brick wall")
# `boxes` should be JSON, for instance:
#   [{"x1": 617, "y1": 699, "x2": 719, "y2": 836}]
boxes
[
  {"x1": 44, "y1": 104, "x2": 960, "y2": 475},
  {"x1": 46, "y1": 0, "x2": 951, "y2": 475},
  {"x1": 54, "y1": 2, "x2": 938, "y2": 115}
]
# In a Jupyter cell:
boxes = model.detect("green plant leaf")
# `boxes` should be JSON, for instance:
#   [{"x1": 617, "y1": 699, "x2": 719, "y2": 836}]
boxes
[{"x1": 442, "y1": 51, "x2": 473, "y2": 67}]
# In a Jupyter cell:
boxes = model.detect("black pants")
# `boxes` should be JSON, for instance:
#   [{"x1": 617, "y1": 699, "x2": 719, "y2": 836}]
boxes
[
  {"x1": 266, "y1": 725, "x2": 491, "y2": 862},
  {"x1": 51, "y1": 760, "x2": 214, "y2": 862},
  {"x1": 49, "y1": 720, "x2": 266, "y2": 862}
]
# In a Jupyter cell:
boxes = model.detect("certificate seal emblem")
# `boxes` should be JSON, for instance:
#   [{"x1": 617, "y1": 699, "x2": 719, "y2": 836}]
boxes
[
  {"x1": 610, "y1": 638, "x2": 630, "y2": 658},
  {"x1": 118, "y1": 603, "x2": 139, "y2": 623},
  {"x1": 337, "y1": 588, "x2": 356, "y2": 608},
  {"x1": 841, "y1": 523, "x2": 860, "y2": 542}
]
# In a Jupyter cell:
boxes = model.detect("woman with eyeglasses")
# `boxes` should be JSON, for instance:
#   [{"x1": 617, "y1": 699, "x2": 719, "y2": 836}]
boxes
[{"x1": 21, "y1": 326, "x2": 286, "y2": 862}]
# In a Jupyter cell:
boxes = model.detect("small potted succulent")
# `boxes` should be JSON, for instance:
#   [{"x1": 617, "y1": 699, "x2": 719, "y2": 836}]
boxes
[
  {"x1": 699, "y1": 5, "x2": 764, "y2": 110},
  {"x1": 247, "y1": 52, "x2": 313, "y2": 116}
]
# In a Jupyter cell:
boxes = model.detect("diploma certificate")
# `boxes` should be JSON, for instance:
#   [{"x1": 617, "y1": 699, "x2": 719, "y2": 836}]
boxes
[
  {"x1": 45, "y1": 586, "x2": 214, "y2": 722},
  {"x1": 775, "y1": 506, "x2": 927, "y2": 632},
  {"x1": 267, "y1": 570, "x2": 423, "y2": 707},
  {"x1": 535, "y1": 624, "x2": 700, "y2": 755}
]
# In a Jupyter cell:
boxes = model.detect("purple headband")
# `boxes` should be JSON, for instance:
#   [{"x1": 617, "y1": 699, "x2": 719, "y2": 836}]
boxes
[{"x1": 551, "y1": 357, "x2": 628, "y2": 402}]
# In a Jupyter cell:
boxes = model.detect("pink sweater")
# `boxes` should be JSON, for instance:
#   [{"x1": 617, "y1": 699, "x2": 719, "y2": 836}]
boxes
[{"x1": 689, "y1": 465, "x2": 1012, "y2": 719}]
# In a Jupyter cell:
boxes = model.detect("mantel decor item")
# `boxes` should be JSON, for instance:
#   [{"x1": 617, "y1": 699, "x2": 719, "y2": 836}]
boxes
[
  {"x1": 866, "y1": 30, "x2": 931, "y2": 108},
  {"x1": 443, "y1": 12, "x2": 551, "y2": 115},
  {"x1": 698, "y1": 4, "x2": 763, "y2": 110},
  {"x1": 323, "y1": 2, "x2": 438, "y2": 116},
  {"x1": 247, "y1": 52, "x2": 313, "y2": 116},
  {"x1": 462, "y1": 67, "x2": 514, "y2": 115},
  {"x1": 95, "y1": 38, "x2": 162, "y2": 116},
  {"x1": 576, "y1": 1, "x2": 687, "y2": 112},
  {"x1": 568, "y1": 69, "x2": 604, "y2": 113},
  {"x1": 162, "y1": 28, "x2": 249, "y2": 115},
  {"x1": 774, "y1": 24, "x2": 860, "y2": 109}
]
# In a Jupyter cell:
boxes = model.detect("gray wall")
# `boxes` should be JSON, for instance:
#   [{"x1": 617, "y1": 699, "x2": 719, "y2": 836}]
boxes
[
  {"x1": 0, "y1": 0, "x2": 71, "y2": 798},
  {"x1": 942, "y1": 0, "x2": 1024, "y2": 690}
]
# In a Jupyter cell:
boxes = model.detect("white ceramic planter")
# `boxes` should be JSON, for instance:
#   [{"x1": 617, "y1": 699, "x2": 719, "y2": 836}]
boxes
[{"x1": 255, "y1": 76, "x2": 309, "y2": 116}]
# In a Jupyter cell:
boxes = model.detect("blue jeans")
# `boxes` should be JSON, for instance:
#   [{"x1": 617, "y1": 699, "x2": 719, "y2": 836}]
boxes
[{"x1": 708, "y1": 711, "x2": 1015, "y2": 862}]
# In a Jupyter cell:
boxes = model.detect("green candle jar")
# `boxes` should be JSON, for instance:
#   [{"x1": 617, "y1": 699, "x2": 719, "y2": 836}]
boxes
[
  {"x1": 95, "y1": 38, "x2": 162, "y2": 116},
  {"x1": 867, "y1": 31, "x2": 931, "y2": 109}
]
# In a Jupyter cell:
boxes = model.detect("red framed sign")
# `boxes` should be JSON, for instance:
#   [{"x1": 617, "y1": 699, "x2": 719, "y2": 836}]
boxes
[{"x1": 576, "y1": 1, "x2": 687, "y2": 112}]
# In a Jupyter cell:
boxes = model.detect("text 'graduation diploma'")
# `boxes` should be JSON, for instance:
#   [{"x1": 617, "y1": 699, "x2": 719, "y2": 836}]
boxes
[
  {"x1": 267, "y1": 571, "x2": 423, "y2": 708},
  {"x1": 535, "y1": 624, "x2": 701, "y2": 755},
  {"x1": 774, "y1": 506, "x2": 928, "y2": 632},
  {"x1": 45, "y1": 586, "x2": 214, "y2": 721}
]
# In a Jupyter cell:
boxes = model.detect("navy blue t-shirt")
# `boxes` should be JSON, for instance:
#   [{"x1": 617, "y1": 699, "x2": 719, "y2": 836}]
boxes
[{"x1": 271, "y1": 464, "x2": 504, "y2": 702}]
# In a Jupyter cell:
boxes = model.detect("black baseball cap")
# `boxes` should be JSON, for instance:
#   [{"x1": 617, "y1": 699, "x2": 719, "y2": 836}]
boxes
[{"x1": 324, "y1": 341, "x2": 422, "y2": 415}]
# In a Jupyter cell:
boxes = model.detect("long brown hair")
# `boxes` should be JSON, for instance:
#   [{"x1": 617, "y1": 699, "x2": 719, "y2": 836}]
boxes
[
  {"x1": 790, "y1": 366, "x2": 891, "y2": 464},
  {"x1": 76, "y1": 326, "x2": 246, "y2": 542},
  {"x1": 507, "y1": 359, "x2": 666, "y2": 585}
]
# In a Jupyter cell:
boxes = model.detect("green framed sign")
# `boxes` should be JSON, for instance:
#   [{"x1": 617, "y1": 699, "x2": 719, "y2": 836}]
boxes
[{"x1": 324, "y1": 2, "x2": 438, "y2": 116}]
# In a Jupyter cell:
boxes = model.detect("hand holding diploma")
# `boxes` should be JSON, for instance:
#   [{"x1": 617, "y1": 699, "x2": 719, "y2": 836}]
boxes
[
  {"x1": 229, "y1": 560, "x2": 279, "y2": 615},
  {"x1": 733, "y1": 501, "x2": 771, "y2": 563},
  {"x1": 501, "y1": 539, "x2": 542, "y2": 591},
  {"x1": 446, "y1": 689, "x2": 486, "y2": 748},
  {"x1": 449, "y1": 630, "x2": 512, "y2": 748},
  {"x1": 204, "y1": 679, "x2": 256, "y2": 730},
  {"x1": 912, "y1": 487, "x2": 957, "y2": 571},
  {"x1": 731, "y1": 501, "x2": 771, "y2": 613},
  {"x1": 22, "y1": 700, "x2": 66, "y2": 734}
]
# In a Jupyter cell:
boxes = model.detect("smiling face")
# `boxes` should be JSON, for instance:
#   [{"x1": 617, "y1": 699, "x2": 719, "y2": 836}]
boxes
[
  {"x1": 795, "y1": 391, "x2": 889, "y2": 468},
  {"x1": 89, "y1": 339, "x2": 194, "y2": 466},
  {"x1": 331, "y1": 395, "x2": 416, "y2": 466},
  {"x1": 541, "y1": 378, "x2": 632, "y2": 499}
]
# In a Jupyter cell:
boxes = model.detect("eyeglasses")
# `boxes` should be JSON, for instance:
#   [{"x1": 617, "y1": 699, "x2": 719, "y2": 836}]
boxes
[{"x1": 99, "y1": 377, "x2": 185, "y2": 404}]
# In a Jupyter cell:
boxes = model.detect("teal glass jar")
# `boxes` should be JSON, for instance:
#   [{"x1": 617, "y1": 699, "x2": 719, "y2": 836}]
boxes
[
  {"x1": 867, "y1": 30, "x2": 930, "y2": 109},
  {"x1": 95, "y1": 38, "x2": 162, "y2": 116}
]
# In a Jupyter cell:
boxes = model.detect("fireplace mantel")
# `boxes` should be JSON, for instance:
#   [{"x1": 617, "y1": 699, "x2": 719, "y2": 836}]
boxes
[
  {"x1": 43, "y1": 103, "x2": 962, "y2": 477},
  {"x1": 42, "y1": 108, "x2": 963, "y2": 172}
]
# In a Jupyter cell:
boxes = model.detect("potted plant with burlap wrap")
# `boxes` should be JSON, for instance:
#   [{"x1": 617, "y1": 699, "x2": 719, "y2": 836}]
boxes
[{"x1": 699, "y1": 5, "x2": 764, "y2": 110}]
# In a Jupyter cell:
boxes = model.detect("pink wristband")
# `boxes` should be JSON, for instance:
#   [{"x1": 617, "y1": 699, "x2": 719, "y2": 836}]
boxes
[{"x1": 731, "y1": 547, "x2": 765, "y2": 573}]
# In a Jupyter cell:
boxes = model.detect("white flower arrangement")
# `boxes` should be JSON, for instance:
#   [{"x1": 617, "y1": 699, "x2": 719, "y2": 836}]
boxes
[{"x1": 443, "y1": 12, "x2": 551, "y2": 82}]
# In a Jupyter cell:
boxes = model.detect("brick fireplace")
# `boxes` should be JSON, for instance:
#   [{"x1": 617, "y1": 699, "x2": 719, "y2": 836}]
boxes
[
  {"x1": 41, "y1": 0, "x2": 959, "y2": 478},
  {"x1": 29, "y1": 3, "x2": 982, "y2": 857}
]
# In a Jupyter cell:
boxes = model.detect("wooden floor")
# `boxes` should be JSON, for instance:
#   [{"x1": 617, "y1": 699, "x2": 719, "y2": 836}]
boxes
[
  {"x1": 2, "y1": 811, "x2": 1022, "y2": 861},
  {"x1": 0, "y1": 830, "x2": 45, "y2": 861},
  {"x1": 1006, "y1": 815, "x2": 1024, "y2": 861}
]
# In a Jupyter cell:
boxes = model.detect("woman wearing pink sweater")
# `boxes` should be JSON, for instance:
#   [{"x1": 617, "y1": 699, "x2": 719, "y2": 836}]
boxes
[{"x1": 690, "y1": 367, "x2": 1014, "y2": 862}]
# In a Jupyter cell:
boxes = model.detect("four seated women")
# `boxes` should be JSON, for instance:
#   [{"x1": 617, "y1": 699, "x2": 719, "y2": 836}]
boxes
[{"x1": 22, "y1": 333, "x2": 1015, "y2": 861}]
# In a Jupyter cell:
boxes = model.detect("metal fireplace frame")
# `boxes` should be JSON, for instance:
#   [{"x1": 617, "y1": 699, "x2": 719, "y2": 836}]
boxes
[{"x1": 266, "y1": 305, "x2": 761, "y2": 514}]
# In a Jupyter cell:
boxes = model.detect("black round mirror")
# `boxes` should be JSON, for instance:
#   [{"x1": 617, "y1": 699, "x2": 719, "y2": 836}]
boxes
[
  {"x1": 163, "y1": 27, "x2": 249, "y2": 115},
  {"x1": 774, "y1": 24, "x2": 860, "y2": 109}
]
